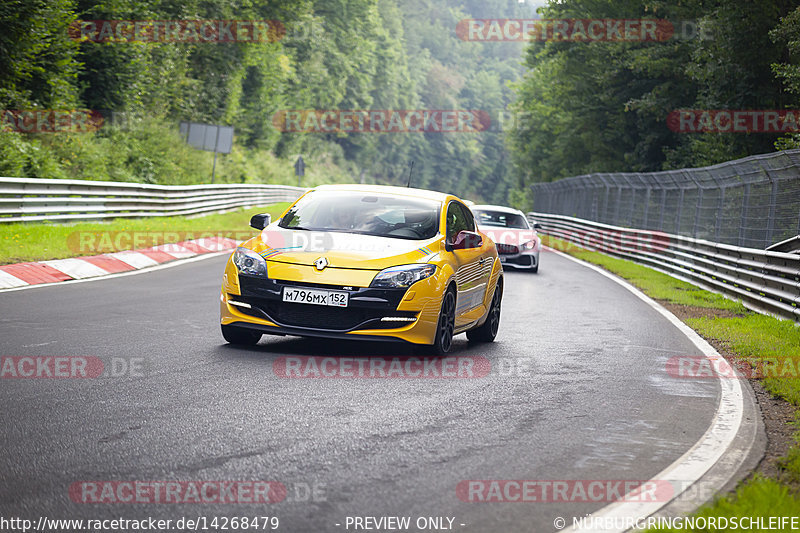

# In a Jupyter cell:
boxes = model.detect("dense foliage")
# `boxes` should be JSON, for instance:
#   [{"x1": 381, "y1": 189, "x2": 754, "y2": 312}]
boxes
[
  {"x1": 0, "y1": 0, "x2": 528, "y2": 203},
  {"x1": 509, "y1": 0, "x2": 800, "y2": 186},
  {"x1": 5, "y1": 0, "x2": 797, "y2": 203}
]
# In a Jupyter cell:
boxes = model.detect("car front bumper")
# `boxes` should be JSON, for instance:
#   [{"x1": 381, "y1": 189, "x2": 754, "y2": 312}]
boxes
[
  {"x1": 220, "y1": 270, "x2": 442, "y2": 345},
  {"x1": 498, "y1": 250, "x2": 539, "y2": 270}
]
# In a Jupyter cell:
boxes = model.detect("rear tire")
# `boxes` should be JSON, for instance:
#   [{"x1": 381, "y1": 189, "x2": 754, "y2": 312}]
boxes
[
  {"x1": 221, "y1": 324, "x2": 262, "y2": 346},
  {"x1": 466, "y1": 279, "x2": 502, "y2": 343},
  {"x1": 430, "y1": 288, "x2": 456, "y2": 356}
]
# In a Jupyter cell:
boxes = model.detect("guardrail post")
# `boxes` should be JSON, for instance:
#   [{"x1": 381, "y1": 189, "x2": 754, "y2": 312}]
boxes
[
  {"x1": 739, "y1": 183, "x2": 750, "y2": 247},
  {"x1": 681, "y1": 170, "x2": 703, "y2": 239},
  {"x1": 766, "y1": 173, "x2": 778, "y2": 247},
  {"x1": 693, "y1": 188, "x2": 703, "y2": 239},
  {"x1": 638, "y1": 173, "x2": 651, "y2": 229},
  {"x1": 715, "y1": 186, "x2": 725, "y2": 242},
  {"x1": 706, "y1": 171, "x2": 725, "y2": 243},
  {"x1": 627, "y1": 176, "x2": 637, "y2": 227}
]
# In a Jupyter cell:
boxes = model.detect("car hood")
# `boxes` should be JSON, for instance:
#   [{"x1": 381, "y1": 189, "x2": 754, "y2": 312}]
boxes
[
  {"x1": 255, "y1": 227, "x2": 441, "y2": 270},
  {"x1": 478, "y1": 226, "x2": 538, "y2": 245}
]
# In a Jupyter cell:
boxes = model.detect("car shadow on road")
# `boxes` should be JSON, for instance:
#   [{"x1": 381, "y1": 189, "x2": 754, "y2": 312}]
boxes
[{"x1": 219, "y1": 334, "x2": 500, "y2": 359}]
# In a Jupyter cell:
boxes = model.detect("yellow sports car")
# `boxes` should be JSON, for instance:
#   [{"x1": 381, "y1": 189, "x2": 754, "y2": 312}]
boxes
[{"x1": 220, "y1": 184, "x2": 503, "y2": 354}]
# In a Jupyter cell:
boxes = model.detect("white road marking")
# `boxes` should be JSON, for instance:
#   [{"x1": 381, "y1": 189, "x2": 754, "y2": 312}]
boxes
[
  {"x1": 39, "y1": 258, "x2": 111, "y2": 279},
  {"x1": 150, "y1": 243, "x2": 197, "y2": 259},
  {"x1": 108, "y1": 251, "x2": 160, "y2": 269},
  {"x1": 0, "y1": 269, "x2": 28, "y2": 288}
]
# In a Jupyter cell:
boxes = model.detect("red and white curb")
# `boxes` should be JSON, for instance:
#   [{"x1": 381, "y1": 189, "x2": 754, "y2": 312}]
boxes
[{"x1": 0, "y1": 237, "x2": 237, "y2": 289}]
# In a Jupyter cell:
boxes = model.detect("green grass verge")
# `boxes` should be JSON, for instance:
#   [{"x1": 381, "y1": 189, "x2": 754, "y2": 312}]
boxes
[
  {"x1": 0, "y1": 203, "x2": 291, "y2": 264},
  {"x1": 541, "y1": 235, "x2": 800, "y2": 524},
  {"x1": 654, "y1": 476, "x2": 800, "y2": 529},
  {"x1": 687, "y1": 314, "x2": 800, "y2": 407}
]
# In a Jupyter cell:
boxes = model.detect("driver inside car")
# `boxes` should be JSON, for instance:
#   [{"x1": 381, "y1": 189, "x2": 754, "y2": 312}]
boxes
[{"x1": 327, "y1": 205, "x2": 358, "y2": 231}]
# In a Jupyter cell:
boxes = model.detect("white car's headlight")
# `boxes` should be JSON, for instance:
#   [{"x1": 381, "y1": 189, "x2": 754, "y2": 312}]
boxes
[
  {"x1": 522, "y1": 239, "x2": 537, "y2": 250},
  {"x1": 233, "y1": 247, "x2": 267, "y2": 276},
  {"x1": 370, "y1": 264, "x2": 436, "y2": 289}
]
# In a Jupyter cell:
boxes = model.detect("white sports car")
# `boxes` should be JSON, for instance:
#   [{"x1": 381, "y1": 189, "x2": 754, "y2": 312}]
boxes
[{"x1": 471, "y1": 204, "x2": 541, "y2": 273}]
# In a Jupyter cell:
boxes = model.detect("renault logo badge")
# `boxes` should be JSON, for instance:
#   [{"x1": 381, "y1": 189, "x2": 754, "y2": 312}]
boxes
[{"x1": 314, "y1": 257, "x2": 329, "y2": 271}]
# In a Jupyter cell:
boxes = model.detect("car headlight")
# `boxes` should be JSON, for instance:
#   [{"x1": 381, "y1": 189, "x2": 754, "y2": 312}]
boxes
[
  {"x1": 233, "y1": 247, "x2": 267, "y2": 276},
  {"x1": 370, "y1": 264, "x2": 436, "y2": 289},
  {"x1": 522, "y1": 240, "x2": 537, "y2": 250}
]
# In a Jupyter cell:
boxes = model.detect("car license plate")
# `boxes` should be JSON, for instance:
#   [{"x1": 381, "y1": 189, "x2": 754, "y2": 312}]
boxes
[{"x1": 283, "y1": 287, "x2": 349, "y2": 307}]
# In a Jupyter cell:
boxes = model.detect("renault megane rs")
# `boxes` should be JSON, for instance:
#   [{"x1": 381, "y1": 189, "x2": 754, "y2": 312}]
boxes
[{"x1": 220, "y1": 185, "x2": 503, "y2": 354}]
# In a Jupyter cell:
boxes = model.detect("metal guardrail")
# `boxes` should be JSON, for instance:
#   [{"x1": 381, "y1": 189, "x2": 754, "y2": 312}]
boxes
[
  {"x1": 527, "y1": 211, "x2": 800, "y2": 322},
  {"x1": 0, "y1": 177, "x2": 307, "y2": 223}
]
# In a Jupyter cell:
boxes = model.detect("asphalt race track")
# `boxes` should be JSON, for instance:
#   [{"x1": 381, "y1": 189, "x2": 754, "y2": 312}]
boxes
[{"x1": 0, "y1": 251, "x2": 726, "y2": 532}]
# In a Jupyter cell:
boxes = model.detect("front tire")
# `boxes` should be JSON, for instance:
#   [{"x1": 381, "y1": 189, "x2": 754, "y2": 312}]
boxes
[
  {"x1": 467, "y1": 279, "x2": 502, "y2": 343},
  {"x1": 221, "y1": 324, "x2": 262, "y2": 346}
]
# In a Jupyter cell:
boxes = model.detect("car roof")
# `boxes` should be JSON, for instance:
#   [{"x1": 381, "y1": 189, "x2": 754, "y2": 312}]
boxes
[
  {"x1": 312, "y1": 184, "x2": 455, "y2": 203},
  {"x1": 470, "y1": 204, "x2": 525, "y2": 216}
]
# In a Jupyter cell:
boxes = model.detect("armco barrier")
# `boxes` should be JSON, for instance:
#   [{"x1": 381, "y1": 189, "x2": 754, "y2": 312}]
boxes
[
  {"x1": 527, "y1": 212, "x2": 800, "y2": 321},
  {"x1": 0, "y1": 177, "x2": 306, "y2": 223}
]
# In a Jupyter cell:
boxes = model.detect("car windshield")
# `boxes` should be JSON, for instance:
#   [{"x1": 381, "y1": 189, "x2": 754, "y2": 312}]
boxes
[
  {"x1": 279, "y1": 190, "x2": 441, "y2": 240},
  {"x1": 473, "y1": 210, "x2": 529, "y2": 229}
]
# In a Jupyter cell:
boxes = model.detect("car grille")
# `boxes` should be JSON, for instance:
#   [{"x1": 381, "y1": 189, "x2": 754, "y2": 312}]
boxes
[
  {"x1": 233, "y1": 295, "x2": 416, "y2": 331},
  {"x1": 502, "y1": 254, "x2": 535, "y2": 266},
  {"x1": 265, "y1": 301, "x2": 376, "y2": 330},
  {"x1": 496, "y1": 243, "x2": 519, "y2": 255}
]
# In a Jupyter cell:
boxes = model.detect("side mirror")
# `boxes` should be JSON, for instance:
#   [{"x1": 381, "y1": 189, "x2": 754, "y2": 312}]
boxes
[
  {"x1": 533, "y1": 222, "x2": 542, "y2": 230},
  {"x1": 250, "y1": 213, "x2": 271, "y2": 230},
  {"x1": 451, "y1": 230, "x2": 483, "y2": 250}
]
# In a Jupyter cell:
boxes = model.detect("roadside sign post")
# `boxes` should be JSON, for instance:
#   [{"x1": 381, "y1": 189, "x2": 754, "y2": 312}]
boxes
[
  {"x1": 211, "y1": 126, "x2": 221, "y2": 183},
  {"x1": 295, "y1": 156, "x2": 305, "y2": 187},
  {"x1": 180, "y1": 121, "x2": 234, "y2": 183}
]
